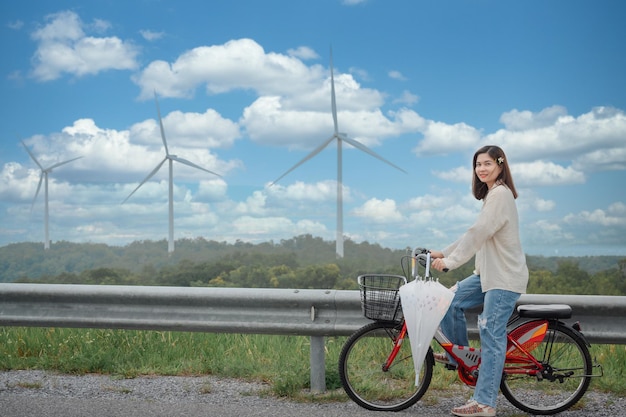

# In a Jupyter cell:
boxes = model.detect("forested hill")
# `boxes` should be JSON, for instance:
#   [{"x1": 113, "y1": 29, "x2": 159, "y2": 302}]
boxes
[
  {"x1": 0, "y1": 236, "x2": 405, "y2": 283},
  {"x1": 1, "y1": 236, "x2": 624, "y2": 296}
]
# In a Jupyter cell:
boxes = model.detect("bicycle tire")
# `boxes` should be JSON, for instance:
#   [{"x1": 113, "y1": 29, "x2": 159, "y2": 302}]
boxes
[
  {"x1": 338, "y1": 321, "x2": 433, "y2": 411},
  {"x1": 500, "y1": 321, "x2": 593, "y2": 415}
]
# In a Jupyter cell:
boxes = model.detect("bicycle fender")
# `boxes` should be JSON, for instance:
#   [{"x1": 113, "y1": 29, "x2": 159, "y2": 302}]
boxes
[{"x1": 566, "y1": 320, "x2": 592, "y2": 348}]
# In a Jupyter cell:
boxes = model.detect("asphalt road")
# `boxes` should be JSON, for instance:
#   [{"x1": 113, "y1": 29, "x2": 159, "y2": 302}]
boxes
[{"x1": 1, "y1": 371, "x2": 624, "y2": 417}]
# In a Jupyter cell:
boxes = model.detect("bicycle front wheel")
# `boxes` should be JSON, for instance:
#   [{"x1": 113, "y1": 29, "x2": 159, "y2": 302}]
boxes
[
  {"x1": 338, "y1": 321, "x2": 433, "y2": 412},
  {"x1": 500, "y1": 321, "x2": 593, "y2": 415}
]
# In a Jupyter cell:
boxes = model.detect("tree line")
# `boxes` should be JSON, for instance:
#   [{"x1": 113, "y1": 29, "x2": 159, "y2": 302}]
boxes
[{"x1": 2, "y1": 236, "x2": 624, "y2": 295}]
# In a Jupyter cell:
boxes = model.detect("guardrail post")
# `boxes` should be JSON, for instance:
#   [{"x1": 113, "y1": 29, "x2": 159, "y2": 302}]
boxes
[{"x1": 310, "y1": 335, "x2": 326, "y2": 392}]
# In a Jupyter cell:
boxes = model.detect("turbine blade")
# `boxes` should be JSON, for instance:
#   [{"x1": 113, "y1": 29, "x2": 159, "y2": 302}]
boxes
[
  {"x1": 122, "y1": 158, "x2": 167, "y2": 204},
  {"x1": 154, "y1": 91, "x2": 169, "y2": 156},
  {"x1": 329, "y1": 48, "x2": 339, "y2": 135},
  {"x1": 170, "y1": 156, "x2": 222, "y2": 177},
  {"x1": 341, "y1": 135, "x2": 408, "y2": 174},
  {"x1": 46, "y1": 156, "x2": 83, "y2": 171},
  {"x1": 21, "y1": 140, "x2": 44, "y2": 170},
  {"x1": 31, "y1": 173, "x2": 44, "y2": 211},
  {"x1": 270, "y1": 136, "x2": 336, "y2": 185}
]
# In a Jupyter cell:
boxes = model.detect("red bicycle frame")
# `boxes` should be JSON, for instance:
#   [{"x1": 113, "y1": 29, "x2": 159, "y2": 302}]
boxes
[{"x1": 381, "y1": 318, "x2": 550, "y2": 384}]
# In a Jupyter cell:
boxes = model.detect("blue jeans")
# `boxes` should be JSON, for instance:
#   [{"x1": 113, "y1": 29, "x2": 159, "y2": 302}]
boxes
[{"x1": 439, "y1": 274, "x2": 521, "y2": 408}]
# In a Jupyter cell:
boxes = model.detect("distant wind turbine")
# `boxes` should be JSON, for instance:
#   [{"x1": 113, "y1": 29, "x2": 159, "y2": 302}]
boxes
[
  {"x1": 271, "y1": 49, "x2": 407, "y2": 258},
  {"x1": 123, "y1": 93, "x2": 222, "y2": 253},
  {"x1": 21, "y1": 140, "x2": 82, "y2": 250}
]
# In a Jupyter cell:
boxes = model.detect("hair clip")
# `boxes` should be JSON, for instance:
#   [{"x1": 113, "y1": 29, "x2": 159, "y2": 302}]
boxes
[{"x1": 497, "y1": 157, "x2": 504, "y2": 165}]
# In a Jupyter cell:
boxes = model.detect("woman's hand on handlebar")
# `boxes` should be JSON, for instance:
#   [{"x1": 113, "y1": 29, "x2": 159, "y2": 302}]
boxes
[
  {"x1": 432, "y1": 257, "x2": 448, "y2": 272},
  {"x1": 428, "y1": 250, "x2": 449, "y2": 272}
]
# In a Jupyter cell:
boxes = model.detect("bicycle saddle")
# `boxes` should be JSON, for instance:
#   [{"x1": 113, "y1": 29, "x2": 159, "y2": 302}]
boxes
[{"x1": 517, "y1": 304, "x2": 572, "y2": 319}]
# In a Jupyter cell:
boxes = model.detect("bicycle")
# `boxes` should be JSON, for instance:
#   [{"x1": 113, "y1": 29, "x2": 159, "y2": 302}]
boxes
[{"x1": 338, "y1": 247, "x2": 603, "y2": 414}]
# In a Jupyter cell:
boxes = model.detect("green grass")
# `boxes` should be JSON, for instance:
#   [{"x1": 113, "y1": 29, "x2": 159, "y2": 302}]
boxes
[
  {"x1": 0, "y1": 327, "x2": 344, "y2": 399},
  {"x1": 0, "y1": 327, "x2": 623, "y2": 400}
]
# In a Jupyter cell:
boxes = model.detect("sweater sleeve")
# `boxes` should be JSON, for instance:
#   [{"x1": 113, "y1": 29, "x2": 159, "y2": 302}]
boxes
[{"x1": 442, "y1": 186, "x2": 510, "y2": 271}]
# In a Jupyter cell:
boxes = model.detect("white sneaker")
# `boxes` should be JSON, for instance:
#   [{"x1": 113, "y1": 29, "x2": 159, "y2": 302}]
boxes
[{"x1": 451, "y1": 400, "x2": 496, "y2": 417}]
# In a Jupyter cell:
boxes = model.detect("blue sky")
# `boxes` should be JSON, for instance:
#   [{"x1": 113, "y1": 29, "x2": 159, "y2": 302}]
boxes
[{"x1": 1, "y1": 0, "x2": 625, "y2": 256}]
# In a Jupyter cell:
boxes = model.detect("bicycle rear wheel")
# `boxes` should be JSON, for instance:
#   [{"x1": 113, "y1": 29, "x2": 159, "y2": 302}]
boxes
[
  {"x1": 500, "y1": 321, "x2": 592, "y2": 415},
  {"x1": 338, "y1": 321, "x2": 433, "y2": 411}
]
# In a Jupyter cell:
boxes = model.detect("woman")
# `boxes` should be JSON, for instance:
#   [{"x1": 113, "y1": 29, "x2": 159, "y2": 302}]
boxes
[{"x1": 431, "y1": 145, "x2": 528, "y2": 417}]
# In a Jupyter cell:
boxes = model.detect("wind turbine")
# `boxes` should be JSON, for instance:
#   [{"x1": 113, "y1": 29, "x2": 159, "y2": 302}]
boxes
[
  {"x1": 123, "y1": 93, "x2": 222, "y2": 254},
  {"x1": 21, "y1": 140, "x2": 82, "y2": 250},
  {"x1": 271, "y1": 49, "x2": 407, "y2": 258}
]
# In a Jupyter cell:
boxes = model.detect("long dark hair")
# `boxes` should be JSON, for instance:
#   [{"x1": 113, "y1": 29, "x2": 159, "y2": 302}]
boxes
[{"x1": 472, "y1": 145, "x2": 518, "y2": 200}]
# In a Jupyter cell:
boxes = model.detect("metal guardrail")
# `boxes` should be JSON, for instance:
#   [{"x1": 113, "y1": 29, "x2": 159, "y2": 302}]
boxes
[
  {"x1": 0, "y1": 284, "x2": 366, "y2": 335},
  {"x1": 1, "y1": 283, "x2": 625, "y2": 391}
]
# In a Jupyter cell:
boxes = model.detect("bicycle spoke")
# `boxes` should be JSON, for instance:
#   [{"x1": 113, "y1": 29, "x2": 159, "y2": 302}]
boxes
[
  {"x1": 501, "y1": 322, "x2": 592, "y2": 415},
  {"x1": 338, "y1": 321, "x2": 433, "y2": 411}
]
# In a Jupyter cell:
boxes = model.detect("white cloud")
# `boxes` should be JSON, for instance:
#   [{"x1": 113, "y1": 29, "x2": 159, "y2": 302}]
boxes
[
  {"x1": 413, "y1": 106, "x2": 626, "y2": 188},
  {"x1": 8, "y1": 20, "x2": 24, "y2": 30},
  {"x1": 388, "y1": 70, "x2": 407, "y2": 81},
  {"x1": 406, "y1": 194, "x2": 450, "y2": 211},
  {"x1": 433, "y1": 166, "x2": 472, "y2": 183},
  {"x1": 405, "y1": 194, "x2": 481, "y2": 247},
  {"x1": 229, "y1": 216, "x2": 327, "y2": 238},
  {"x1": 352, "y1": 198, "x2": 403, "y2": 223},
  {"x1": 348, "y1": 66, "x2": 370, "y2": 82},
  {"x1": 140, "y1": 30, "x2": 165, "y2": 41},
  {"x1": 609, "y1": 202, "x2": 626, "y2": 216},
  {"x1": 134, "y1": 38, "x2": 323, "y2": 99},
  {"x1": 0, "y1": 162, "x2": 40, "y2": 202},
  {"x1": 393, "y1": 90, "x2": 419, "y2": 105},
  {"x1": 196, "y1": 178, "x2": 228, "y2": 202},
  {"x1": 91, "y1": 18, "x2": 111, "y2": 33},
  {"x1": 241, "y1": 96, "x2": 333, "y2": 147},
  {"x1": 388, "y1": 108, "x2": 426, "y2": 130},
  {"x1": 176, "y1": 206, "x2": 220, "y2": 229},
  {"x1": 572, "y1": 147, "x2": 626, "y2": 171},
  {"x1": 518, "y1": 202, "x2": 626, "y2": 253},
  {"x1": 512, "y1": 161, "x2": 585, "y2": 187},
  {"x1": 523, "y1": 219, "x2": 574, "y2": 249},
  {"x1": 564, "y1": 202, "x2": 626, "y2": 227},
  {"x1": 530, "y1": 197, "x2": 556, "y2": 212},
  {"x1": 234, "y1": 190, "x2": 268, "y2": 215},
  {"x1": 499, "y1": 105, "x2": 568, "y2": 131},
  {"x1": 30, "y1": 11, "x2": 138, "y2": 81},
  {"x1": 240, "y1": 95, "x2": 417, "y2": 149},
  {"x1": 486, "y1": 106, "x2": 626, "y2": 167},
  {"x1": 266, "y1": 180, "x2": 338, "y2": 203},
  {"x1": 413, "y1": 120, "x2": 482, "y2": 155},
  {"x1": 287, "y1": 46, "x2": 318, "y2": 60},
  {"x1": 133, "y1": 38, "x2": 426, "y2": 153},
  {"x1": 434, "y1": 160, "x2": 586, "y2": 188},
  {"x1": 19, "y1": 114, "x2": 241, "y2": 186},
  {"x1": 131, "y1": 107, "x2": 241, "y2": 149}
]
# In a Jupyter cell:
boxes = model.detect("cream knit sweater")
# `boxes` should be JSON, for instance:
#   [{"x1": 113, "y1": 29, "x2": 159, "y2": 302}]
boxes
[{"x1": 442, "y1": 184, "x2": 529, "y2": 294}]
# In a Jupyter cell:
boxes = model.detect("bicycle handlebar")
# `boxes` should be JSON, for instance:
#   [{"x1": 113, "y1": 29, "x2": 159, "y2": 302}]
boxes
[{"x1": 411, "y1": 247, "x2": 449, "y2": 278}]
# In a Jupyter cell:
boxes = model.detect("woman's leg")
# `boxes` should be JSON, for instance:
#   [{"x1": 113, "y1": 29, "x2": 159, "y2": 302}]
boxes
[
  {"x1": 439, "y1": 274, "x2": 484, "y2": 348},
  {"x1": 472, "y1": 289, "x2": 521, "y2": 408}
]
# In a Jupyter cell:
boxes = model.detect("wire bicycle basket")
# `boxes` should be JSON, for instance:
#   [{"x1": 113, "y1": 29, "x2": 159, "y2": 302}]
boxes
[{"x1": 358, "y1": 274, "x2": 407, "y2": 322}]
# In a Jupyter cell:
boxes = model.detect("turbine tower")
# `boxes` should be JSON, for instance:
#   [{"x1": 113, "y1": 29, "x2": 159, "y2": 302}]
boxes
[
  {"x1": 123, "y1": 93, "x2": 222, "y2": 253},
  {"x1": 271, "y1": 49, "x2": 406, "y2": 258},
  {"x1": 21, "y1": 140, "x2": 82, "y2": 250}
]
